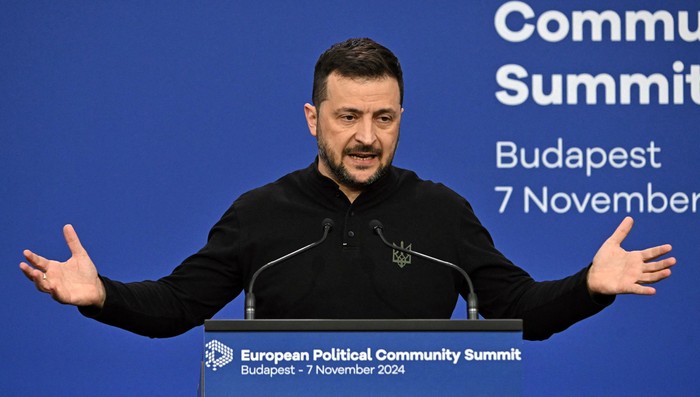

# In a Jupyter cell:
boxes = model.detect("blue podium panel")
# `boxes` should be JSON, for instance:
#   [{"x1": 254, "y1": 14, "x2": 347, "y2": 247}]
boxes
[{"x1": 202, "y1": 320, "x2": 522, "y2": 397}]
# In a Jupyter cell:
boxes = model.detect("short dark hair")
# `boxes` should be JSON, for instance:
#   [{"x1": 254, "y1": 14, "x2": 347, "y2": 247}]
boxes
[{"x1": 312, "y1": 38, "x2": 404, "y2": 107}]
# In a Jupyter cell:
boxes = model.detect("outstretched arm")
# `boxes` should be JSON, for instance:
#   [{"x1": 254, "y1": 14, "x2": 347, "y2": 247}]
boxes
[
  {"x1": 20, "y1": 224, "x2": 106, "y2": 307},
  {"x1": 588, "y1": 217, "x2": 676, "y2": 296}
]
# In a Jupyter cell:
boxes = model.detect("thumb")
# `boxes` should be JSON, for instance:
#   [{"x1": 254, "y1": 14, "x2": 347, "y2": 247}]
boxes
[
  {"x1": 63, "y1": 224, "x2": 87, "y2": 256},
  {"x1": 607, "y1": 216, "x2": 634, "y2": 246}
]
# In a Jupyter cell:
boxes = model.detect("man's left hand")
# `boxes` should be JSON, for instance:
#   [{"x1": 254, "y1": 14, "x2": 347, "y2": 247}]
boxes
[{"x1": 588, "y1": 217, "x2": 676, "y2": 296}]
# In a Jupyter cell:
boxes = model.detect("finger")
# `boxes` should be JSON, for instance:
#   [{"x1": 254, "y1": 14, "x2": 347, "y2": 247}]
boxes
[
  {"x1": 19, "y1": 262, "x2": 51, "y2": 293},
  {"x1": 640, "y1": 244, "x2": 673, "y2": 262},
  {"x1": 629, "y1": 284, "x2": 656, "y2": 295},
  {"x1": 643, "y1": 256, "x2": 676, "y2": 272},
  {"x1": 636, "y1": 257, "x2": 675, "y2": 284},
  {"x1": 63, "y1": 224, "x2": 86, "y2": 256},
  {"x1": 638, "y1": 268, "x2": 672, "y2": 285},
  {"x1": 19, "y1": 262, "x2": 42, "y2": 282},
  {"x1": 22, "y1": 249, "x2": 49, "y2": 272},
  {"x1": 607, "y1": 216, "x2": 634, "y2": 245}
]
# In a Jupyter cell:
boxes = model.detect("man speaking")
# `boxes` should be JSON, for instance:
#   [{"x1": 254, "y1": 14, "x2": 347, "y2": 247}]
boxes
[{"x1": 20, "y1": 38, "x2": 675, "y2": 341}]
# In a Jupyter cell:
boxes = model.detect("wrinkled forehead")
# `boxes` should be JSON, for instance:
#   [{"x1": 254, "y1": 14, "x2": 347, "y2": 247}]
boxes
[{"x1": 321, "y1": 73, "x2": 401, "y2": 108}]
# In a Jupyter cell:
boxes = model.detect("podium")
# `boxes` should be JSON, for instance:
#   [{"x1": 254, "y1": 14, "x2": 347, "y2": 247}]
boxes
[{"x1": 200, "y1": 319, "x2": 523, "y2": 397}]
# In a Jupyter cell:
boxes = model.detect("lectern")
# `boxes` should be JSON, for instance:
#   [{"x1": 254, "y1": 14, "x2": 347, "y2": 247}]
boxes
[{"x1": 200, "y1": 319, "x2": 522, "y2": 396}]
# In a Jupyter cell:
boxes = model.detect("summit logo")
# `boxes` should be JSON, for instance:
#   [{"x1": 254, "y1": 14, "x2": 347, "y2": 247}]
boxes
[{"x1": 205, "y1": 340, "x2": 234, "y2": 371}]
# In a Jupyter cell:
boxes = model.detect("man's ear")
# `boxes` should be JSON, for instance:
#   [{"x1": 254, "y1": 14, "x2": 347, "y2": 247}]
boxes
[{"x1": 304, "y1": 103, "x2": 318, "y2": 137}]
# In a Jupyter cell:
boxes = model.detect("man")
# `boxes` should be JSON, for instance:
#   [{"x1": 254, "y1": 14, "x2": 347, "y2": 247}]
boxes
[{"x1": 20, "y1": 38, "x2": 675, "y2": 341}]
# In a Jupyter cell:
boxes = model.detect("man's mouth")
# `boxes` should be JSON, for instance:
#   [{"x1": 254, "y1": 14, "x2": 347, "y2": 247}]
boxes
[
  {"x1": 349, "y1": 152, "x2": 378, "y2": 160},
  {"x1": 345, "y1": 146, "x2": 381, "y2": 162}
]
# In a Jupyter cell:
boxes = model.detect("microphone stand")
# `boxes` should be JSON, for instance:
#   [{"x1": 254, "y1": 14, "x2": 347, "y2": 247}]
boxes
[{"x1": 244, "y1": 219, "x2": 334, "y2": 320}]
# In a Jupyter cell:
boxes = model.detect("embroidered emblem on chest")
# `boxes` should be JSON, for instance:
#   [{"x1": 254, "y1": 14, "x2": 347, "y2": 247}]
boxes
[{"x1": 392, "y1": 241, "x2": 412, "y2": 268}]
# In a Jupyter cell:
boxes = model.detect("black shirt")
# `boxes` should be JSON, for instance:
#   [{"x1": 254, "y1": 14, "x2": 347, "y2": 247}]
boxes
[{"x1": 82, "y1": 161, "x2": 612, "y2": 340}]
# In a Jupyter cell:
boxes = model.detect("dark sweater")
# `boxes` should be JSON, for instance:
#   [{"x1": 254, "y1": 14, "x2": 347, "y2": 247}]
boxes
[{"x1": 80, "y1": 161, "x2": 613, "y2": 340}]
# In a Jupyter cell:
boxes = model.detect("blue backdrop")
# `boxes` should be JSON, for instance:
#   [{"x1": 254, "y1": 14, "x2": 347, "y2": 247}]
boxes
[{"x1": 3, "y1": 1, "x2": 698, "y2": 396}]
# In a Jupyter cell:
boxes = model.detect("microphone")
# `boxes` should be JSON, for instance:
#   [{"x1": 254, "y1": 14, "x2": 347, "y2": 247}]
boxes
[
  {"x1": 244, "y1": 218, "x2": 334, "y2": 320},
  {"x1": 369, "y1": 220, "x2": 479, "y2": 320}
]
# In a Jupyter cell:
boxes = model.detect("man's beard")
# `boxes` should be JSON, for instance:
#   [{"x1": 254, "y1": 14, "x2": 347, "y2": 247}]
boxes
[{"x1": 316, "y1": 128, "x2": 396, "y2": 190}]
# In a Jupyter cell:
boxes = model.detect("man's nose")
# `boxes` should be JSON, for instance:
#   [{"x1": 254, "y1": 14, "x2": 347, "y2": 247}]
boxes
[{"x1": 354, "y1": 117, "x2": 377, "y2": 145}]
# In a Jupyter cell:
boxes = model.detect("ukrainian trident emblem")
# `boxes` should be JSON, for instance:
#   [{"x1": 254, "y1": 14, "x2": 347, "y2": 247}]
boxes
[{"x1": 392, "y1": 241, "x2": 412, "y2": 268}]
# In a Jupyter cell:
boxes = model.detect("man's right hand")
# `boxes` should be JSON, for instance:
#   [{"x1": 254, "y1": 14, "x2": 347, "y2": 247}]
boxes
[{"x1": 20, "y1": 224, "x2": 106, "y2": 308}]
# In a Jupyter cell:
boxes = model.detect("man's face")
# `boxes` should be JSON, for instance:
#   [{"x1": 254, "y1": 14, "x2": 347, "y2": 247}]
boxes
[{"x1": 304, "y1": 72, "x2": 402, "y2": 198}]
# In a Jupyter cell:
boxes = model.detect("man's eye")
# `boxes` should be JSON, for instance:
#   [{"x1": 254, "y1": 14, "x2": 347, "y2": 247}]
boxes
[{"x1": 340, "y1": 115, "x2": 355, "y2": 121}]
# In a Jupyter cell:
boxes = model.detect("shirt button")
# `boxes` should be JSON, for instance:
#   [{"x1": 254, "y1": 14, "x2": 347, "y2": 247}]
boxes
[{"x1": 347, "y1": 231, "x2": 355, "y2": 237}]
